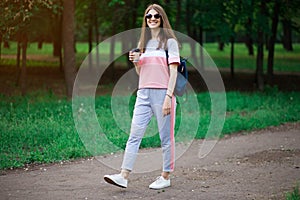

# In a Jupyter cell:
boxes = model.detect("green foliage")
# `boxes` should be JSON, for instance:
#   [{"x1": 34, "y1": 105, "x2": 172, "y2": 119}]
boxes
[
  {"x1": 0, "y1": 0, "x2": 59, "y2": 40},
  {"x1": 1, "y1": 0, "x2": 299, "y2": 44},
  {"x1": 108, "y1": 0, "x2": 125, "y2": 7},
  {"x1": 1, "y1": 88, "x2": 300, "y2": 170}
]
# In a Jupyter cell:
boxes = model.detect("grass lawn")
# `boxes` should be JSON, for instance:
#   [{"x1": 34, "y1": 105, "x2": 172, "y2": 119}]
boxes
[{"x1": 1, "y1": 88, "x2": 299, "y2": 170}]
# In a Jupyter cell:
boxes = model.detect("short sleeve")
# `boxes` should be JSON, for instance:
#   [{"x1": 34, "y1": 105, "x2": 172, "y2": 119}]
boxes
[{"x1": 167, "y1": 38, "x2": 180, "y2": 65}]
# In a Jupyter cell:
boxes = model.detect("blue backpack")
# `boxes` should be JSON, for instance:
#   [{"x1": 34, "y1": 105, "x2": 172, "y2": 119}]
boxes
[{"x1": 165, "y1": 50, "x2": 188, "y2": 96}]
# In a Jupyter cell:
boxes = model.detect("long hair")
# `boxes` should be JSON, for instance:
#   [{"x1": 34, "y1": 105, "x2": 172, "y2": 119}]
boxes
[{"x1": 138, "y1": 4, "x2": 178, "y2": 52}]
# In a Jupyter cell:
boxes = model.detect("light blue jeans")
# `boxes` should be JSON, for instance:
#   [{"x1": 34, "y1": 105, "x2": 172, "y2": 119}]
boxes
[{"x1": 121, "y1": 88, "x2": 176, "y2": 172}]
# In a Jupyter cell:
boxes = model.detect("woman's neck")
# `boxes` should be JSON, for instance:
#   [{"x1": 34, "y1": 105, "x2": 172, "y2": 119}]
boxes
[{"x1": 151, "y1": 28, "x2": 160, "y2": 40}]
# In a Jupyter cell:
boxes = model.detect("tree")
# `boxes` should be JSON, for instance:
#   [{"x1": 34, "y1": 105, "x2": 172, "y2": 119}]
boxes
[
  {"x1": 255, "y1": 1, "x2": 268, "y2": 91},
  {"x1": 1, "y1": 1, "x2": 45, "y2": 95},
  {"x1": 282, "y1": 19, "x2": 293, "y2": 51},
  {"x1": 267, "y1": 0, "x2": 281, "y2": 83},
  {"x1": 0, "y1": 0, "x2": 62, "y2": 95},
  {"x1": 243, "y1": 0, "x2": 255, "y2": 56},
  {"x1": 51, "y1": 0, "x2": 63, "y2": 71},
  {"x1": 185, "y1": 0, "x2": 209, "y2": 70},
  {"x1": 220, "y1": 0, "x2": 243, "y2": 78},
  {"x1": 0, "y1": 1, "x2": 28, "y2": 95},
  {"x1": 280, "y1": 0, "x2": 300, "y2": 51},
  {"x1": 62, "y1": 0, "x2": 77, "y2": 98}
]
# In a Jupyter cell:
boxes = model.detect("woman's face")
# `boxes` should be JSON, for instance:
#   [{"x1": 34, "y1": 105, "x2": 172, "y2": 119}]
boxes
[{"x1": 146, "y1": 9, "x2": 161, "y2": 29}]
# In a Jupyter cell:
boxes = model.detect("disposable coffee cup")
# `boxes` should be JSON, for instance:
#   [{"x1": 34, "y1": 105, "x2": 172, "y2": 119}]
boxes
[{"x1": 131, "y1": 48, "x2": 140, "y2": 63}]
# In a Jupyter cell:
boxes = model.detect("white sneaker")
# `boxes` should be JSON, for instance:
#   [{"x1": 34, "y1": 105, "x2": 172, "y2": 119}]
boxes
[
  {"x1": 104, "y1": 174, "x2": 128, "y2": 188},
  {"x1": 149, "y1": 176, "x2": 171, "y2": 190}
]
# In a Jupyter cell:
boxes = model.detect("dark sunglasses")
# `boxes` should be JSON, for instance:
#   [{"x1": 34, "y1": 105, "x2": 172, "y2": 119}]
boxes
[{"x1": 145, "y1": 13, "x2": 161, "y2": 19}]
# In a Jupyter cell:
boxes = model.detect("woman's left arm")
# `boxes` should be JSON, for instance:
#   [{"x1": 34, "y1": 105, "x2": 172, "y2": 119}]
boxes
[
  {"x1": 162, "y1": 63, "x2": 177, "y2": 116},
  {"x1": 166, "y1": 64, "x2": 177, "y2": 97},
  {"x1": 163, "y1": 38, "x2": 180, "y2": 116}
]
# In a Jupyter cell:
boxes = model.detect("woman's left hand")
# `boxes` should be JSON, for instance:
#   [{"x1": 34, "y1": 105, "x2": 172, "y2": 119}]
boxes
[{"x1": 162, "y1": 95, "x2": 172, "y2": 116}]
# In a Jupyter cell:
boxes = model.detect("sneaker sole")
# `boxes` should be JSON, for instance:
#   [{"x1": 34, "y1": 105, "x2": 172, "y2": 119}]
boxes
[
  {"x1": 104, "y1": 176, "x2": 127, "y2": 188},
  {"x1": 149, "y1": 184, "x2": 171, "y2": 190}
]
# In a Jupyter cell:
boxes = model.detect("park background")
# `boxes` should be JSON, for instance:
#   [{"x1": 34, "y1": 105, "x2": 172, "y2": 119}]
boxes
[{"x1": 1, "y1": 0, "x2": 300, "y2": 197}]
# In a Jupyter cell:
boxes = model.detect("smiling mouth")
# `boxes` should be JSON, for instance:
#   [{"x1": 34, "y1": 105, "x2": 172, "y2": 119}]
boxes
[{"x1": 149, "y1": 21, "x2": 158, "y2": 25}]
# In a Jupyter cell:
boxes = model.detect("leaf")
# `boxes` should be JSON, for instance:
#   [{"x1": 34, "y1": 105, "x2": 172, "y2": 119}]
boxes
[{"x1": 108, "y1": 0, "x2": 125, "y2": 7}]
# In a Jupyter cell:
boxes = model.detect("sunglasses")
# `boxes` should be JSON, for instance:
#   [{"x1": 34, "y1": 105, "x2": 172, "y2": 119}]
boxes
[{"x1": 145, "y1": 13, "x2": 161, "y2": 19}]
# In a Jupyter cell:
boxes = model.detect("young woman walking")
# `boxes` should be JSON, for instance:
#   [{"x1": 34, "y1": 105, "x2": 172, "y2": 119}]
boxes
[{"x1": 104, "y1": 3, "x2": 180, "y2": 190}]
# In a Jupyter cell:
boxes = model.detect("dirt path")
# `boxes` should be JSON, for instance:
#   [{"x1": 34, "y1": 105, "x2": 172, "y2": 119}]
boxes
[{"x1": 1, "y1": 123, "x2": 299, "y2": 200}]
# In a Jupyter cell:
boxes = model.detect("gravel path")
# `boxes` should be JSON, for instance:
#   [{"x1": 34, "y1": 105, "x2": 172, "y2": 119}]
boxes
[{"x1": 1, "y1": 123, "x2": 299, "y2": 200}]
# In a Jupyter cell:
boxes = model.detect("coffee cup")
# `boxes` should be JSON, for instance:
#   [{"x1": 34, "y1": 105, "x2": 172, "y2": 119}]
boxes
[{"x1": 131, "y1": 48, "x2": 140, "y2": 63}]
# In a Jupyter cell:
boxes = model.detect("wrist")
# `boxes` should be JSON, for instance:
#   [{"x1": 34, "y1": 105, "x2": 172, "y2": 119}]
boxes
[{"x1": 166, "y1": 94, "x2": 172, "y2": 99}]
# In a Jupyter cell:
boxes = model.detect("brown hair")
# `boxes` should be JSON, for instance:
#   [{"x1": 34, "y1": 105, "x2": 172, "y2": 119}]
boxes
[{"x1": 137, "y1": 4, "x2": 178, "y2": 52}]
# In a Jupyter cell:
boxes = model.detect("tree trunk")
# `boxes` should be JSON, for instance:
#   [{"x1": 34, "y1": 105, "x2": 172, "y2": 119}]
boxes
[
  {"x1": 109, "y1": 29, "x2": 116, "y2": 81},
  {"x1": 0, "y1": 34, "x2": 2, "y2": 62},
  {"x1": 4, "y1": 41, "x2": 9, "y2": 49},
  {"x1": 62, "y1": 0, "x2": 77, "y2": 98},
  {"x1": 38, "y1": 39, "x2": 43, "y2": 49},
  {"x1": 88, "y1": 1, "x2": 93, "y2": 70},
  {"x1": 175, "y1": 0, "x2": 181, "y2": 30},
  {"x1": 218, "y1": 41, "x2": 225, "y2": 51},
  {"x1": 217, "y1": 35, "x2": 224, "y2": 51},
  {"x1": 88, "y1": 1, "x2": 93, "y2": 53},
  {"x1": 245, "y1": 34, "x2": 254, "y2": 56},
  {"x1": 53, "y1": 13, "x2": 62, "y2": 57},
  {"x1": 88, "y1": 22, "x2": 93, "y2": 70},
  {"x1": 255, "y1": 2, "x2": 266, "y2": 91},
  {"x1": 191, "y1": 28, "x2": 199, "y2": 67},
  {"x1": 256, "y1": 33, "x2": 264, "y2": 91},
  {"x1": 282, "y1": 19, "x2": 293, "y2": 51},
  {"x1": 20, "y1": 33, "x2": 28, "y2": 96},
  {"x1": 230, "y1": 36, "x2": 235, "y2": 79},
  {"x1": 16, "y1": 35, "x2": 21, "y2": 85},
  {"x1": 132, "y1": 0, "x2": 138, "y2": 28},
  {"x1": 88, "y1": 23, "x2": 93, "y2": 53},
  {"x1": 17, "y1": 41, "x2": 21, "y2": 69},
  {"x1": 93, "y1": 0, "x2": 99, "y2": 68},
  {"x1": 245, "y1": 0, "x2": 254, "y2": 56},
  {"x1": 127, "y1": 0, "x2": 138, "y2": 48},
  {"x1": 265, "y1": 35, "x2": 269, "y2": 51},
  {"x1": 52, "y1": 7, "x2": 63, "y2": 71},
  {"x1": 267, "y1": 1, "x2": 280, "y2": 84},
  {"x1": 199, "y1": 26, "x2": 204, "y2": 72},
  {"x1": 186, "y1": 0, "x2": 191, "y2": 37},
  {"x1": 123, "y1": 0, "x2": 131, "y2": 69}
]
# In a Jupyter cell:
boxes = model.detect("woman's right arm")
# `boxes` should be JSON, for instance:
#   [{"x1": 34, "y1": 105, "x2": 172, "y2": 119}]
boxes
[
  {"x1": 129, "y1": 51, "x2": 141, "y2": 75},
  {"x1": 134, "y1": 63, "x2": 141, "y2": 75}
]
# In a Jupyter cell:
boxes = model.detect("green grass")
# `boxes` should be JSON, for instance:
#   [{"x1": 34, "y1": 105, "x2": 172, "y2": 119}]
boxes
[
  {"x1": 286, "y1": 184, "x2": 300, "y2": 200},
  {"x1": 1, "y1": 42, "x2": 299, "y2": 72},
  {"x1": 199, "y1": 43, "x2": 300, "y2": 72},
  {"x1": 0, "y1": 58, "x2": 60, "y2": 67},
  {"x1": 1, "y1": 88, "x2": 300, "y2": 170}
]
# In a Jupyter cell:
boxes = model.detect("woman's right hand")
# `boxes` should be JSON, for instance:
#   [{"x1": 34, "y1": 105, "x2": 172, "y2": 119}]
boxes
[
  {"x1": 129, "y1": 50, "x2": 140, "y2": 63},
  {"x1": 129, "y1": 51, "x2": 135, "y2": 62}
]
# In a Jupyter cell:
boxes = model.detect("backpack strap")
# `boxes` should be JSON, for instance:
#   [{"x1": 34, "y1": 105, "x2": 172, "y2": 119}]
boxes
[{"x1": 165, "y1": 50, "x2": 169, "y2": 66}]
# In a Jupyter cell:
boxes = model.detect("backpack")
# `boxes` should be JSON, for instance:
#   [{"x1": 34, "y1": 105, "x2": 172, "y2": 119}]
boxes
[{"x1": 165, "y1": 50, "x2": 188, "y2": 96}]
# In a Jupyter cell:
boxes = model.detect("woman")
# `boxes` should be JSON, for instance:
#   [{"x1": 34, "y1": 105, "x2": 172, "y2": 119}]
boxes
[{"x1": 104, "y1": 4, "x2": 180, "y2": 190}]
